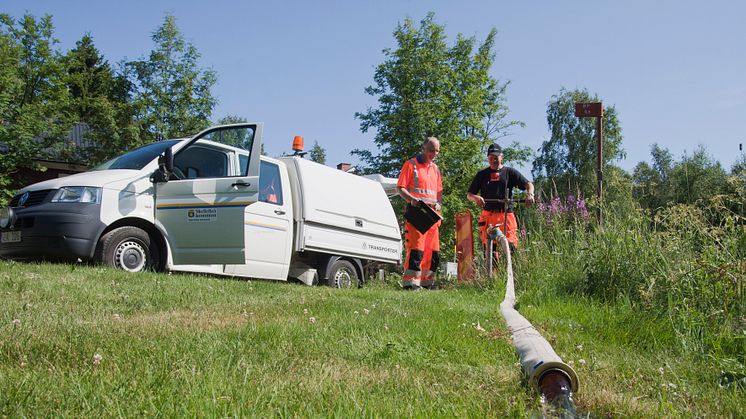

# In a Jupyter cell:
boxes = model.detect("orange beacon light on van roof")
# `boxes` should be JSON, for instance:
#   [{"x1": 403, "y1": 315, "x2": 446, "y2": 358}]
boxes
[{"x1": 292, "y1": 135, "x2": 304, "y2": 152}]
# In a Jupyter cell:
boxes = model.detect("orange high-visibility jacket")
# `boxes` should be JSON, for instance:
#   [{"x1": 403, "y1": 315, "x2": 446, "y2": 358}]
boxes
[{"x1": 397, "y1": 157, "x2": 442, "y2": 206}]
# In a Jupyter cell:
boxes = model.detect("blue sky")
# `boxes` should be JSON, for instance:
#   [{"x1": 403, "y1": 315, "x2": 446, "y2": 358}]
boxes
[{"x1": 3, "y1": 0, "x2": 745, "y2": 177}]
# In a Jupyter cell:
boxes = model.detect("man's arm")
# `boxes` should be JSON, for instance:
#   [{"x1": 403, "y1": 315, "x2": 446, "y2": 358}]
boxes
[
  {"x1": 467, "y1": 192, "x2": 485, "y2": 208},
  {"x1": 398, "y1": 187, "x2": 442, "y2": 210},
  {"x1": 396, "y1": 161, "x2": 419, "y2": 206},
  {"x1": 466, "y1": 171, "x2": 485, "y2": 208},
  {"x1": 397, "y1": 186, "x2": 419, "y2": 206},
  {"x1": 435, "y1": 166, "x2": 443, "y2": 211},
  {"x1": 524, "y1": 181, "x2": 535, "y2": 207},
  {"x1": 509, "y1": 167, "x2": 534, "y2": 207}
]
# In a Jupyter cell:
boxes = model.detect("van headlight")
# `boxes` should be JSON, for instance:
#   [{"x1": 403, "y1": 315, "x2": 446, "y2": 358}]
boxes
[
  {"x1": 0, "y1": 206, "x2": 14, "y2": 228},
  {"x1": 51, "y1": 187, "x2": 102, "y2": 204}
]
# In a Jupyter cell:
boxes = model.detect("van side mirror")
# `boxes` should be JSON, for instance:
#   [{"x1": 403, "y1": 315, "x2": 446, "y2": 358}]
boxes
[{"x1": 153, "y1": 147, "x2": 174, "y2": 183}]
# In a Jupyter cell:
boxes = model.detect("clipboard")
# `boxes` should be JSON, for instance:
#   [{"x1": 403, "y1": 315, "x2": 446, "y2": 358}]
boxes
[{"x1": 404, "y1": 203, "x2": 443, "y2": 234}]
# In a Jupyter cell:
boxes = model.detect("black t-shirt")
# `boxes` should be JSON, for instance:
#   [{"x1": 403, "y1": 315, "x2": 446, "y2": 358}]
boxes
[{"x1": 467, "y1": 166, "x2": 529, "y2": 212}]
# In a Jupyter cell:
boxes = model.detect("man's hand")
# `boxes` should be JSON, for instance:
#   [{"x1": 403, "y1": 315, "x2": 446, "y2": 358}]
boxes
[
  {"x1": 474, "y1": 195, "x2": 485, "y2": 208},
  {"x1": 410, "y1": 198, "x2": 422, "y2": 208},
  {"x1": 525, "y1": 193, "x2": 535, "y2": 208}
]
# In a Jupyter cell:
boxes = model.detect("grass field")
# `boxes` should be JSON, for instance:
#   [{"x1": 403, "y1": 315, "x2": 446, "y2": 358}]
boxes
[{"x1": 1, "y1": 259, "x2": 743, "y2": 417}]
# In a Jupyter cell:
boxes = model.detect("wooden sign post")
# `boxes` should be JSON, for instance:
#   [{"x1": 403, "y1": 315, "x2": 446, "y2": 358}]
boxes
[{"x1": 575, "y1": 102, "x2": 604, "y2": 226}]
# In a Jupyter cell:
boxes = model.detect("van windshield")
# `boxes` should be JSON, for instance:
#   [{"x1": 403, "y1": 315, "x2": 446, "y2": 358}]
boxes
[{"x1": 90, "y1": 140, "x2": 182, "y2": 171}]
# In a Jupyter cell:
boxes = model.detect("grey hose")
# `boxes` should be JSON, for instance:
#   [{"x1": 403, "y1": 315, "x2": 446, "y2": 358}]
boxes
[{"x1": 495, "y1": 230, "x2": 579, "y2": 393}]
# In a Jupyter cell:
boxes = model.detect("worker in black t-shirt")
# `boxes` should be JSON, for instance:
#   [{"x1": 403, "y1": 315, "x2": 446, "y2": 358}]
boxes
[{"x1": 466, "y1": 143, "x2": 534, "y2": 255}]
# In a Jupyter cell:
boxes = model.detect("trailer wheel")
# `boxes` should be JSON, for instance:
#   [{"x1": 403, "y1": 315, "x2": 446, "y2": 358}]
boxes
[
  {"x1": 95, "y1": 226, "x2": 158, "y2": 272},
  {"x1": 327, "y1": 259, "x2": 360, "y2": 289}
]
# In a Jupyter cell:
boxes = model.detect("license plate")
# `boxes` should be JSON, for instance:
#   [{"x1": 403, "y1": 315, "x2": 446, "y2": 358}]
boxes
[{"x1": 1, "y1": 231, "x2": 20, "y2": 243}]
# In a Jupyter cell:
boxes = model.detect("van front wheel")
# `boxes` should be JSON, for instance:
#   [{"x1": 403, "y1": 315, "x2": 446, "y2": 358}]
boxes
[
  {"x1": 327, "y1": 259, "x2": 360, "y2": 288},
  {"x1": 95, "y1": 226, "x2": 158, "y2": 272}
]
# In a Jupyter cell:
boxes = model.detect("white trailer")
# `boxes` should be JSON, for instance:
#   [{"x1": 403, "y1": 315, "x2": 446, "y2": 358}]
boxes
[{"x1": 0, "y1": 123, "x2": 402, "y2": 287}]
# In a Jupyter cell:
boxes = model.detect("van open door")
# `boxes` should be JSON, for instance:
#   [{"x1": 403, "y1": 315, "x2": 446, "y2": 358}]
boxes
[{"x1": 154, "y1": 123, "x2": 262, "y2": 265}]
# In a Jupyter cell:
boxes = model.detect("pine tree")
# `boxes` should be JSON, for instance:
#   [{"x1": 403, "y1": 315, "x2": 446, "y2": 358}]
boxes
[
  {"x1": 309, "y1": 141, "x2": 327, "y2": 165},
  {"x1": 63, "y1": 34, "x2": 139, "y2": 164}
]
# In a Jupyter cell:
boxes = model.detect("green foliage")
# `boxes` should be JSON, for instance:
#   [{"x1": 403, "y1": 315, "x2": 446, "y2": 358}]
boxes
[
  {"x1": 632, "y1": 161, "x2": 659, "y2": 208},
  {"x1": 519, "y1": 186, "x2": 745, "y2": 365},
  {"x1": 667, "y1": 146, "x2": 728, "y2": 205},
  {"x1": 731, "y1": 154, "x2": 746, "y2": 175},
  {"x1": 501, "y1": 140, "x2": 533, "y2": 167},
  {"x1": 632, "y1": 143, "x2": 673, "y2": 211},
  {"x1": 60, "y1": 34, "x2": 140, "y2": 164},
  {"x1": 355, "y1": 13, "x2": 523, "y2": 258},
  {"x1": 633, "y1": 144, "x2": 735, "y2": 223},
  {"x1": 532, "y1": 88, "x2": 625, "y2": 200},
  {"x1": 126, "y1": 14, "x2": 217, "y2": 142},
  {"x1": 216, "y1": 114, "x2": 247, "y2": 125},
  {"x1": 0, "y1": 12, "x2": 221, "y2": 199},
  {"x1": 309, "y1": 140, "x2": 327, "y2": 165},
  {"x1": 0, "y1": 13, "x2": 71, "y2": 199}
]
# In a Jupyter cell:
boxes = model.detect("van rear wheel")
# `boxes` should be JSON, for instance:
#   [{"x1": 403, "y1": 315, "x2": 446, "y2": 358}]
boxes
[
  {"x1": 327, "y1": 259, "x2": 360, "y2": 288},
  {"x1": 95, "y1": 226, "x2": 159, "y2": 272}
]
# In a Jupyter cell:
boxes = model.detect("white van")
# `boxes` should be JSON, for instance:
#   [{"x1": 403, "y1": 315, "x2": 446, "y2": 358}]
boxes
[{"x1": 0, "y1": 124, "x2": 402, "y2": 287}]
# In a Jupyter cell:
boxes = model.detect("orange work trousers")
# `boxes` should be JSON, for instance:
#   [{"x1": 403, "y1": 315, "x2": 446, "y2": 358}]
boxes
[
  {"x1": 478, "y1": 211, "x2": 518, "y2": 259},
  {"x1": 402, "y1": 220, "x2": 440, "y2": 288}
]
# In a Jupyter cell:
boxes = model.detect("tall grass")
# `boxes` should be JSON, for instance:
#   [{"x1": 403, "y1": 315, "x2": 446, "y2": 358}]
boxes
[{"x1": 513, "y1": 191, "x2": 745, "y2": 376}]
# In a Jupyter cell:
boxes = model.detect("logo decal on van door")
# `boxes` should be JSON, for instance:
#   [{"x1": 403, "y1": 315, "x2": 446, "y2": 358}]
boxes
[{"x1": 187, "y1": 208, "x2": 217, "y2": 222}]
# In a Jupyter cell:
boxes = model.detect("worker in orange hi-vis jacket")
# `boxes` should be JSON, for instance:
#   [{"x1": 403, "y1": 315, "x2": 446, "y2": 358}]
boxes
[
  {"x1": 467, "y1": 143, "x2": 534, "y2": 259},
  {"x1": 396, "y1": 137, "x2": 443, "y2": 290}
]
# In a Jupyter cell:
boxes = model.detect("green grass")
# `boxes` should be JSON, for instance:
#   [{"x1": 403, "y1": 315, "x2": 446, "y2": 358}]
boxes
[{"x1": 1, "y1": 260, "x2": 743, "y2": 417}]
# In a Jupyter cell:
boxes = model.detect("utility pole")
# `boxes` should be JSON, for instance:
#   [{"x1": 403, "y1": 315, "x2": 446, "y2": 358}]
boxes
[{"x1": 574, "y1": 102, "x2": 604, "y2": 226}]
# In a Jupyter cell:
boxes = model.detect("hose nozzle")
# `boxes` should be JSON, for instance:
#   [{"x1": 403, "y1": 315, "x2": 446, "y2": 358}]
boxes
[
  {"x1": 538, "y1": 369, "x2": 574, "y2": 404},
  {"x1": 487, "y1": 224, "x2": 504, "y2": 240}
]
